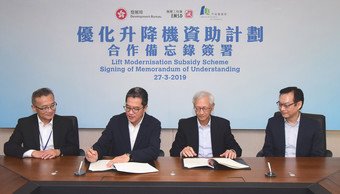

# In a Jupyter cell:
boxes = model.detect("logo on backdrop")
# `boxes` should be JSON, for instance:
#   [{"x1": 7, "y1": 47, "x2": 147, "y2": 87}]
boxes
[
  {"x1": 199, "y1": 5, "x2": 227, "y2": 20},
  {"x1": 185, "y1": 10, "x2": 193, "y2": 18},
  {"x1": 166, "y1": 9, "x2": 193, "y2": 19},
  {"x1": 77, "y1": 5, "x2": 264, "y2": 79},
  {"x1": 200, "y1": 6, "x2": 210, "y2": 15},
  {"x1": 116, "y1": 8, "x2": 127, "y2": 20}
]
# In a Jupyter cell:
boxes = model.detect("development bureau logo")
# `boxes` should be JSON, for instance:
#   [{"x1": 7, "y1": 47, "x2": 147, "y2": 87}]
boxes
[{"x1": 116, "y1": 8, "x2": 127, "y2": 20}]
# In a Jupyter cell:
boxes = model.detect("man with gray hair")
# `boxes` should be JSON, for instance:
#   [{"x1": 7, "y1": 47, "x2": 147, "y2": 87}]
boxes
[
  {"x1": 4, "y1": 87, "x2": 79, "y2": 159},
  {"x1": 170, "y1": 91, "x2": 242, "y2": 159}
]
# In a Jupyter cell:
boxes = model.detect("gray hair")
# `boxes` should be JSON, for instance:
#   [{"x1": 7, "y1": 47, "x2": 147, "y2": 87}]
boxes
[
  {"x1": 192, "y1": 91, "x2": 215, "y2": 106},
  {"x1": 32, "y1": 87, "x2": 54, "y2": 105}
]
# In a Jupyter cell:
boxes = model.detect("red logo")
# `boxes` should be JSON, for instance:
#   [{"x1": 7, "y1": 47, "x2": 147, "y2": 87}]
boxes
[
  {"x1": 116, "y1": 8, "x2": 127, "y2": 20},
  {"x1": 185, "y1": 10, "x2": 193, "y2": 18}
]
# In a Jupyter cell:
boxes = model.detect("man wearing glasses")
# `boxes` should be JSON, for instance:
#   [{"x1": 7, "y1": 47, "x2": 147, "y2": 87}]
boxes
[
  {"x1": 170, "y1": 91, "x2": 242, "y2": 159},
  {"x1": 262, "y1": 86, "x2": 325, "y2": 157},
  {"x1": 4, "y1": 88, "x2": 79, "y2": 159},
  {"x1": 86, "y1": 87, "x2": 161, "y2": 166}
]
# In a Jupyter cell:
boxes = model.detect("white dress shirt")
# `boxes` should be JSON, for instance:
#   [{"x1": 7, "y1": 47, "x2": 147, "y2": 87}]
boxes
[
  {"x1": 128, "y1": 114, "x2": 144, "y2": 150},
  {"x1": 23, "y1": 116, "x2": 54, "y2": 157},
  {"x1": 284, "y1": 114, "x2": 300, "y2": 157},
  {"x1": 197, "y1": 119, "x2": 213, "y2": 157}
]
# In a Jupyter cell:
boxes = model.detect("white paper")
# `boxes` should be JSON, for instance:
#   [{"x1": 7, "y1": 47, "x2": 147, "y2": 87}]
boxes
[
  {"x1": 89, "y1": 160, "x2": 158, "y2": 173},
  {"x1": 113, "y1": 162, "x2": 159, "y2": 173},
  {"x1": 213, "y1": 158, "x2": 250, "y2": 169},
  {"x1": 183, "y1": 158, "x2": 212, "y2": 168},
  {"x1": 89, "y1": 160, "x2": 114, "y2": 171},
  {"x1": 183, "y1": 158, "x2": 249, "y2": 169}
]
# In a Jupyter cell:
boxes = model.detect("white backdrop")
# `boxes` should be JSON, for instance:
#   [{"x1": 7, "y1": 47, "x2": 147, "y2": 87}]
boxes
[{"x1": 1, "y1": 0, "x2": 339, "y2": 129}]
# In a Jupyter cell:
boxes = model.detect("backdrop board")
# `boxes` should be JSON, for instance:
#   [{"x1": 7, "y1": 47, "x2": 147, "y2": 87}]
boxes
[{"x1": 1, "y1": 0, "x2": 339, "y2": 129}]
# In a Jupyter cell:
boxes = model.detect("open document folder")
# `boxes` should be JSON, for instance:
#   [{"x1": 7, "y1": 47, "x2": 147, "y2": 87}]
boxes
[
  {"x1": 183, "y1": 158, "x2": 250, "y2": 170},
  {"x1": 89, "y1": 160, "x2": 158, "y2": 173}
]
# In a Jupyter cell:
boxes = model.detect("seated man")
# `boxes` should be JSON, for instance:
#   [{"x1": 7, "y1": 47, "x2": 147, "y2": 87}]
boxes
[
  {"x1": 85, "y1": 87, "x2": 161, "y2": 167},
  {"x1": 4, "y1": 88, "x2": 79, "y2": 159},
  {"x1": 170, "y1": 91, "x2": 242, "y2": 159},
  {"x1": 262, "y1": 86, "x2": 325, "y2": 157}
]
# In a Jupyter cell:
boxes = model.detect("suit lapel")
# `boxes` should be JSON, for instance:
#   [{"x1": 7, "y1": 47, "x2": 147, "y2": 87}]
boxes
[
  {"x1": 121, "y1": 114, "x2": 132, "y2": 151},
  {"x1": 277, "y1": 118, "x2": 286, "y2": 156},
  {"x1": 295, "y1": 115, "x2": 305, "y2": 157},
  {"x1": 192, "y1": 117, "x2": 199, "y2": 153},
  {"x1": 32, "y1": 115, "x2": 41, "y2": 150},
  {"x1": 52, "y1": 115, "x2": 60, "y2": 148},
  {"x1": 132, "y1": 114, "x2": 148, "y2": 151},
  {"x1": 210, "y1": 116, "x2": 217, "y2": 155}
]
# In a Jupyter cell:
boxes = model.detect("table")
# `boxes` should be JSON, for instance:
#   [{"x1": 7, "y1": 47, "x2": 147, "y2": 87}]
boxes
[{"x1": 1, "y1": 156, "x2": 339, "y2": 194}]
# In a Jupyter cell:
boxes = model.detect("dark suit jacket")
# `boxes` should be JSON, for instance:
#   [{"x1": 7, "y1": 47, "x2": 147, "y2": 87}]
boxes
[
  {"x1": 4, "y1": 114, "x2": 79, "y2": 157},
  {"x1": 170, "y1": 116, "x2": 242, "y2": 157},
  {"x1": 92, "y1": 113, "x2": 161, "y2": 162},
  {"x1": 262, "y1": 113, "x2": 325, "y2": 157}
]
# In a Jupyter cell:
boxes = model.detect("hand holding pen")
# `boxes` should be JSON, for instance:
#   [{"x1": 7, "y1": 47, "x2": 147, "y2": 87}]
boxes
[{"x1": 85, "y1": 147, "x2": 98, "y2": 163}]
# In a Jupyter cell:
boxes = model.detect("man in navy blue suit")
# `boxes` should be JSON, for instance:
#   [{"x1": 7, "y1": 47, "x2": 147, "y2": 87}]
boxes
[
  {"x1": 262, "y1": 87, "x2": 325, "y2": 157},
  {"x1": 170, "y1": 91, "x2": 242, "y2": 159},
  {"x1": 85, "y1": 87, "x2": 161, "y2": 166}
]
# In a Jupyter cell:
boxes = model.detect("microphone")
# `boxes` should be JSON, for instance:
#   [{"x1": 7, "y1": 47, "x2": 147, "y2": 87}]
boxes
[
  {"x1": 74, "y1": 160, "x2": 86, "y2": 176},
  {"x1": 265, "y1": 161, "x2": 276, "y2": 177}
]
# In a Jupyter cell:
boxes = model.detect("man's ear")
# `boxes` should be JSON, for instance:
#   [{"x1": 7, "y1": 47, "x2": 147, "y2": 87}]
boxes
[
  {"x1": 31, "y1": 104, "x2": 37, "y2": 113},
  {"x1": 296, "y1": 101, "x2": 302, "y2": 110}
]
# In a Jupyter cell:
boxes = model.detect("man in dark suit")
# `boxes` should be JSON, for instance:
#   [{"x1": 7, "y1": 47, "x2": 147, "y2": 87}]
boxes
[
  {"x1": 4, "y1": 88, "x2": 79, "y2": 159},
  {"x1": 170, "y1": 91, "x2": 242, "y2": 159},
  {"x1": 85, "y1": 87, "x2": 161, "y2": 166},
  {"x1": 262, "y1": 87, "x2": 325, "y2": 157}
]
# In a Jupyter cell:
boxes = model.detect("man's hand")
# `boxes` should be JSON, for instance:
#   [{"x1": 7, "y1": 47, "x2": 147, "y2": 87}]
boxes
[
  {"x1": 180, "y1": 146, "x2": 197, "y2": 157},
  {"x1": 32, "y1": 149, "x2": 61, "y2": 159},
  {"x1": 106, "y1": 154, "x2": 130, "y2": 167},
  {"x1": 220, "y1": 149, "x2": 237, "y2": 159},
  {"x1": 85, "y1": 148, "x2": 98, "y2": 163}
]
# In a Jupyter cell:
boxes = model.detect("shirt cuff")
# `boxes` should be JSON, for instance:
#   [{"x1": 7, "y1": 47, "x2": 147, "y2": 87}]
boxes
[{"x1": 23, "y1": 149, "x2": 35, "y2": 158}]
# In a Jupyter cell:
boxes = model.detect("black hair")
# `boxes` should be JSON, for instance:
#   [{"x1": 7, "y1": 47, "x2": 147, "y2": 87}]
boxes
[
  {"x1": 279, "y1": 86, "x2": 304, "y2": 109},
  {"x1": 125, "y1": 87, "x2": 148, "y2": 107}
]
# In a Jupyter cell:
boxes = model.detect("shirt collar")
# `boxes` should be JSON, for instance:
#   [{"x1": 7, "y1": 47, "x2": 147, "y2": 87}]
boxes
[
  {"x1": 37, "y1": 115, "x2": 53, "y2": 126},
  {"x1": 197, "y1": 117, "x2": 211, "y2": 128},
  {"x1": 129, "y1": 113, "x2": 145, "y2": 128},
  {"x1": 284, "y1": 112, "x2": 301, "y2": 127}
]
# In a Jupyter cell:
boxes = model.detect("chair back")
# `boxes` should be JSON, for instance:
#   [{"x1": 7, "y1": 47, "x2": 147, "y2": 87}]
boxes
[{"x1": 64, "y1": 116, "x2": 84, "y2": 156}]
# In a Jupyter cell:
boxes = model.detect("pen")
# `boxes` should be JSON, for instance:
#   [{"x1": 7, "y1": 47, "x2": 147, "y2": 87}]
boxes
[
  {"x1": 78, "y1": 161, "x2": 83, "y2": 173},
  {"x1": 267, "y1": 162, "x2": 272, "y2": 174},
  {"x1": 88, "y1": 147, "x2": 95, "y2": 155}
]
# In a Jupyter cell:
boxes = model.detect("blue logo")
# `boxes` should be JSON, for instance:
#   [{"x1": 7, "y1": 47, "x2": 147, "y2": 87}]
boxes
[{"x1": 200, "y1": 6, "x2": 210, "y2": 15}]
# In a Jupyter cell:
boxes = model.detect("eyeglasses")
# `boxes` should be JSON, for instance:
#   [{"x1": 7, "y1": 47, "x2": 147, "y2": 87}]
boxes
[
  {"x1": 194, "y1": 106, "x2": 212, "y2": 112},
  {"x1": 123, "y1": 105, "x2": 144, "y2": 113},
  {"x1": 276, "y1": 101, "x2": 296, "y2": 109},
  {"x1": 35, "y1": 102, "x2": 57, "y2": 112}
]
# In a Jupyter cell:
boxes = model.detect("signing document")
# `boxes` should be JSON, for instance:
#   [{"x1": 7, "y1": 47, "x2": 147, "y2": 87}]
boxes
[
  {"x1": 183, "y1": 158, "x2": 250, "y2": 169},
  {"x1": 89, "y1": 160, "x2": 158, "y2": 173}
]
